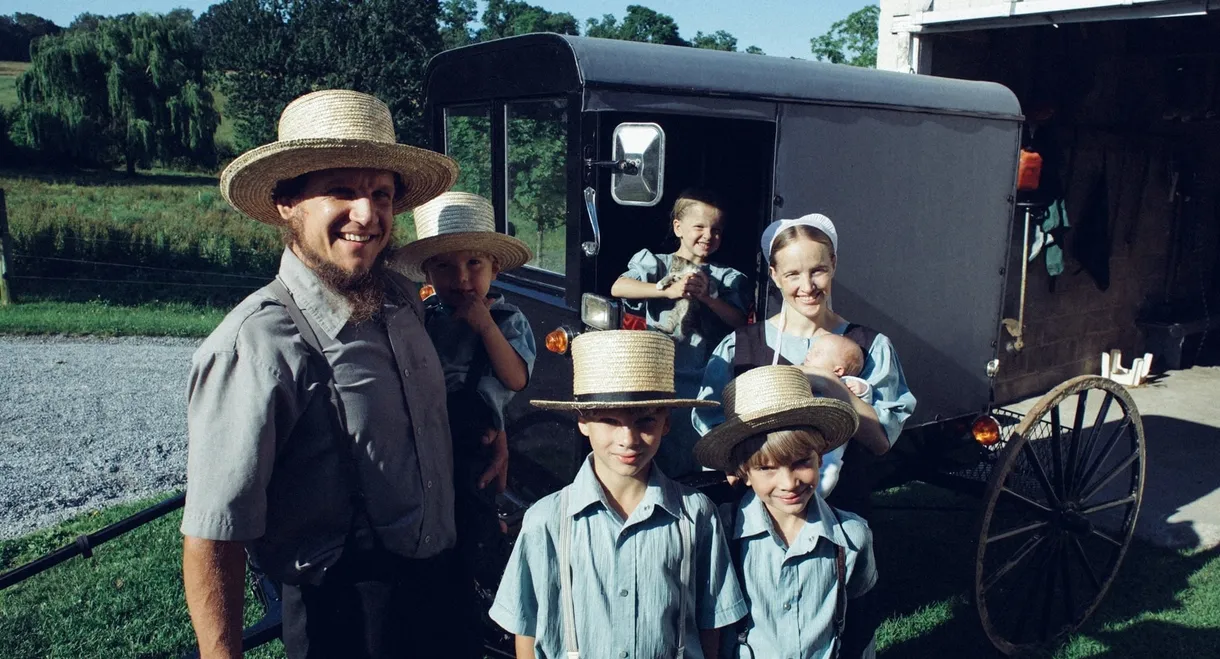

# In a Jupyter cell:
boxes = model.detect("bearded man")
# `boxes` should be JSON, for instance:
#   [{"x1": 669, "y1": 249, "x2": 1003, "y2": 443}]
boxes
[{"x1": 181, "y1": 90, "x2": 501, "y2": 659}]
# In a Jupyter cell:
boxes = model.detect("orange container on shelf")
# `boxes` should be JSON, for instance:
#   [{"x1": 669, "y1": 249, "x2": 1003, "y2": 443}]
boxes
[{"x1": 1017, "y1": 148, "x2": 1043, "y2": 191}]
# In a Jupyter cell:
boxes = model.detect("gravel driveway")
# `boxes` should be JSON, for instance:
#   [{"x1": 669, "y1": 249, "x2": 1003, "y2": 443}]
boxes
[{"x1": 0, "y1": 336, "x2": 201, "y2": 540}]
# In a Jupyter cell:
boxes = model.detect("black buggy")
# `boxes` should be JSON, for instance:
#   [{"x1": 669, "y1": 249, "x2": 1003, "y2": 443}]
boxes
[
  {"x1": 0, "y1": 35, "x2": 1147, "y2": 658},
  {"x1": 424, "y1": 35, "x2": 1147, "y2": 656}
]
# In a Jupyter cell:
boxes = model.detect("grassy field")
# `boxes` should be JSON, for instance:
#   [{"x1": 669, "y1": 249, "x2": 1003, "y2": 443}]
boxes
[
  {"x1": 0, "y1": 167, "x2": 420, "y2": 334},
  {"x1": 0, "y1": 61, "x2": 27, "y2": 110},
  {"x1": 0, "y1": 495, "x2": 282, "y2": 659},
  {"x1": 211, "y1": 86, "x2": 236, "y2": 154},
  {"x1": 0, "y1": 300, "x2": 226, "y2": 337},
  {"x1": 1, "y1": 485, "x2": 1216, "y2": 658}
]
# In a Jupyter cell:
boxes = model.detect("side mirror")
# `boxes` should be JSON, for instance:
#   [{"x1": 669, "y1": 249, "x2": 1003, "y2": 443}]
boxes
[{"x1": 611, "y1": 123, "x2": 665, "y2": 207}]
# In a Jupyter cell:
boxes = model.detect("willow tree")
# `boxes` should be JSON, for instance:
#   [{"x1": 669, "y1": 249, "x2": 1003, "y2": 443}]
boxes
[{"x1": 16, "y1": 12, "x2": 218, "y2": 173}]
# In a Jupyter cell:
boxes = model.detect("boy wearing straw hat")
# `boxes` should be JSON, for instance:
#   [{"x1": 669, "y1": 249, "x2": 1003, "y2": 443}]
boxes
[
  {"x1": 182, "y1": 90, "x2": 490, "y2": 658},
  {"x1": 393, "y1": 191, "x2": 536, "y2": 589},
  {"x1": 693, "y1": 366, "x2": 879, "y2": 659},
  {"x1": 489, "y1": 330, "x2": 747, "y2": 659}
]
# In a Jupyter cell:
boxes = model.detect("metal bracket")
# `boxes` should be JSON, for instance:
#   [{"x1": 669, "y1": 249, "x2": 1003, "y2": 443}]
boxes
[
  {"x1": 1003, "y1": 204, "x2": 1034, "y2": 353},
  {"x1": 581, "y1": 186, "x2": 601, "y2": 257}
]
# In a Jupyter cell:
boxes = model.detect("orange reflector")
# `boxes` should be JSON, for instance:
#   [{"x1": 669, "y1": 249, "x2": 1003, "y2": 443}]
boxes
[
  {"x1": 419, "y1": 284, "x2": 435, "y2": 300},
  {"x1": 972, "y1": 415, "x2": 1001, "y2": 446},
  {"x1": 545, "y1": 328, "x2": 570, "y2": 355}
]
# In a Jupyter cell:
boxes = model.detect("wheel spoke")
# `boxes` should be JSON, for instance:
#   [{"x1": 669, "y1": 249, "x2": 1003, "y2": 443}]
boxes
[
  {"x1": 1091, "y1": 527, "x2": 1124, "y2": 547},
  {"x1": 1070, "y1": 393, "x2": 1115, "y2": 497},
  {"x1": 1076, "y1": 417, "x2": 1133, "y2": 499},
  {"x1": 1040, "y1": 536, "x2": 1062, "y2": 642},
  {"x1": 1082, "y1": 494, "x2": 1138, "y2": 516},
  {"x1": 1061, "y1": 534, "x2": 1077, "y2": 621},
  {"x1": 1050, "y1": 405, "x2": 1065, "y2": 500},
  {"x1": 1064, "y1": 390, "x2": 1089, "y2": 498},
  {"x1": 1070, "y1": 536, "x2": 1103, "y2": 591},
  {"x1": 1022, "y1": 441, "x2": 1062, "y2": 508},
  {"x1": 999, "y1": 487, "x2": 1053, "y2": 516},
  {"x1": 1008, "y1": 538, "x2": 1049, "y2": 641},
  {"x1": 1080, "y1": 451, "x2": 1141, "y2": 503},
  {"x1": 987, "y1": 520, "x2": 1050, "y2": 544},
  {"x1": 982, "y1": 533, "x2": 1047, "y2": 594}
]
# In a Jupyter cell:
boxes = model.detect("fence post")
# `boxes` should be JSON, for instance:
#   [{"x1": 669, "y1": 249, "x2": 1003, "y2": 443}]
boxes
[{"x1": 0, "y1": 188, "x2": 11, "y2": 306}]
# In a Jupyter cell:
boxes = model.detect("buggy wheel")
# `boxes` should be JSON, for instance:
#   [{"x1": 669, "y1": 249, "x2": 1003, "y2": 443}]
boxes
[{"x1": 974, "y1": 376, "x2": 1146, "y2": 655}]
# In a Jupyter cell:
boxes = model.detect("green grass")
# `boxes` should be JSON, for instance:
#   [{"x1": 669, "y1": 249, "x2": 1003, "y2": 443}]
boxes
[
  {"x1": 211, "y1": 85, "x2": 236, "y2": 155},
  {"x1": 0, "y1": 168, "x2": 280, "y2": 311},
  {"x1": 0, "y1": 300, "x2": 225, "y2": 337},
  {"x1": 0, "y1": 494, "x2": 284, "y2": 659},
  {"x1": 0, "y1": 62, "x2": 26, "y2": 110},
  {"x1": 2, "y1": 485, "x2": 1215, "y2": 658},
  {"x1": 870, "y1": 484, "x2": 1220, "y2": 658},
  {"x1": 0, "y1": 167, "x2": 427, "y2": 335}
]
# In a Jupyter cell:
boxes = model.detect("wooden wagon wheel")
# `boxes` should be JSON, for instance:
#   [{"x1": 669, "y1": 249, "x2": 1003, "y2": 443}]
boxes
[{"x1": 974, "y1": 375, "x2": 1146, "y2": 655}]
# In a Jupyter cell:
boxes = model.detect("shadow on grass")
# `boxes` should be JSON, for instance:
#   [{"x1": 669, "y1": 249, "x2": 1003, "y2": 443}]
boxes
[{"x1": 870, "y1": 484, "x2": 1220, "y2": 658}]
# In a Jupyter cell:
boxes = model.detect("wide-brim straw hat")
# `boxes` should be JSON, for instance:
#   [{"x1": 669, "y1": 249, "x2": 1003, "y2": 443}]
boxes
[
  {"x1": 694, "y1": 365, "x2": 859, "y2": 473},
  {"x1": 532, "y1": 330, "x2": 719, "y2": 411},
  {"x1": 220, "y1": 90, "x2": 458, "y2": 225},
  {"x1": 391, "y1": 191, "x2": 533, "y2": 281}
]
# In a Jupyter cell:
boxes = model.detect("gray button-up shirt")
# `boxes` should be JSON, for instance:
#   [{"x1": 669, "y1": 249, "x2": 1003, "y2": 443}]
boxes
[{"x1": 182, "y1": 249, "x2": 455, "y2": 583}]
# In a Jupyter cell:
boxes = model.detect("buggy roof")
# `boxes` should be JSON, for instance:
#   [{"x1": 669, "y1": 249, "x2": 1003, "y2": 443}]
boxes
[{"x1": 426, "y1": 34, "x2": 1021, "y2": 120}]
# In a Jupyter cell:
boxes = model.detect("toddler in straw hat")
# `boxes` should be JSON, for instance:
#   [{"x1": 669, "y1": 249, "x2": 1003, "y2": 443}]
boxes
[
  {"x1": 394, "y1": 191, "x2": 537, "y2": 586},
  {"x1": 490, "y1": 330, "x2": 747, "y2": 659},
  {"x1": 693, "y1": 366, "x2": 879, "y2": 659}
]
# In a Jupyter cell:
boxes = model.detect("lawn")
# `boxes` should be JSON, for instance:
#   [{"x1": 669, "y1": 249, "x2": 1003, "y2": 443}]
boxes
[
  {"x1": 0, "y1": 495, "x2": 282, "y2": 659},
  {"x1": 0, "y1": 300, "x2": 225, "y2": 337},
  {"x1": 1, "y1": 485, "x2": 1216, "y2": 658},
  {"x1": 0, "y1": 167, "x2": 421, "y2": 335},
  {"x1": 0, "y1": 62, "x2": 26, "y2": 110}
]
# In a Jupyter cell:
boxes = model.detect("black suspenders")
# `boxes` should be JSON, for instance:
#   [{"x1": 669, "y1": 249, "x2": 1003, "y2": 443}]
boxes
[{"x1": 268, "y1": 278, "x2": 384, "y2": 552}]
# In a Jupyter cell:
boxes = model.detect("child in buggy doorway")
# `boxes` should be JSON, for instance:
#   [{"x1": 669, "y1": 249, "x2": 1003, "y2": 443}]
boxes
[{"x1": 611, "y1": 188, "x2": 750, "y2": 479}]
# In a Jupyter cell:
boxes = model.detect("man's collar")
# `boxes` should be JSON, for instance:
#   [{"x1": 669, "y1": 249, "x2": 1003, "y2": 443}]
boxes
[
  {"x1": 735, "y1": 490, "x2": 845, "y2": 554},
  {"x1": 565, "y1": 455, "x2": 684, "y2": 524},
  {"x1": 277, "y1": 248, "x2": 352, "y2": 339}
]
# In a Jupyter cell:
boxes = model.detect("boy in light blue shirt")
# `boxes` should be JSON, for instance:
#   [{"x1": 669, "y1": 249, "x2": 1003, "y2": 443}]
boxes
[
  {"x1": 694, "y1": 366, "x2": 878, "y2": 659},
  {"x1": 491, "y1": 330, "x2": 747, "y2": 659},
  {"x1": 394, "y1": 191, "x2": 536, "y2": 588}
]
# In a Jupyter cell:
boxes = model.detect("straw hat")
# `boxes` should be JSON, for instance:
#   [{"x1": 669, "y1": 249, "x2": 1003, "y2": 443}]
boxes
[
  {"x1": 693, "y1": 366, "x2": 858, "y2": 473},
  {"x1": 220, "y1": 90, "x2": 458, "y2": 225},
  {"x1": 532, "y1": 330, "x2": 719, "y2": 410},
  {"x1": 392, "y1": 191, "x2": 533, "y2": 281}
]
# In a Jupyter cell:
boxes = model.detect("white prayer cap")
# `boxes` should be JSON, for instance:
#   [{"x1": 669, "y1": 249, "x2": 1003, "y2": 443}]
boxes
[{"x1": 760, "y1": 214, "x2": 838, "y2": 262}]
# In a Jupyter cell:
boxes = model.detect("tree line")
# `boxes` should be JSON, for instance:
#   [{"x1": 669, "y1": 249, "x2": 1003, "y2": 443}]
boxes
[{"x1": 0, "y1": 1, "x2": 879, "y2": 175}]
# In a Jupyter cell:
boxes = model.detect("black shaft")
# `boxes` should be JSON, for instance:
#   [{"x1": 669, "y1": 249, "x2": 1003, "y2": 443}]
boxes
[{"x1": 0, "y1": 492, "x2": 186, "y2": 591}]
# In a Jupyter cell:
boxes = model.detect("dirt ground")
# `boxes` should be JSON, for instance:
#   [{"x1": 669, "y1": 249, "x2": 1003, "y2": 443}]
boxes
[{"x1": 1008, "y1": 365, "x2": 1220, "y2": 551}]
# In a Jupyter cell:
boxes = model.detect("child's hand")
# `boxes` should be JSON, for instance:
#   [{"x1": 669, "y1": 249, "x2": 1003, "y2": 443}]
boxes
[
  {"x1": 454, "y1": 295, "x2": 495, "y2": 334},
  {"x1": 684, "y1": 271, "x2": 711, "y2": 300}
]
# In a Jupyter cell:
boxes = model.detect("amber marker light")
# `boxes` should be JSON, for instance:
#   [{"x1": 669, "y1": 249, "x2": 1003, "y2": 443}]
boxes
[
  {"x1": 972, "y1": 415, "x2": 1001, "y2": 446},
  {"x1": 545, "y1": 327, "x2": 572, "y2": 355},
  {"x1": 419, "y1": 284, "x2": 435, "y2": 300}
]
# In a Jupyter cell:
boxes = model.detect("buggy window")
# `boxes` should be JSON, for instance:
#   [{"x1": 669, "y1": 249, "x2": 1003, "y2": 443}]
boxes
[
  {"x1": 506, "y1": 99, "x2": 567, "y2": 275},
  {"x1": 444, "y1": 105, "x2": 492, "y2": 198}
]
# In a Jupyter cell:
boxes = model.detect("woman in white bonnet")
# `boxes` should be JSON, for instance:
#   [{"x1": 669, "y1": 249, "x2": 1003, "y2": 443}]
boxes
[{"x1": 693, "y1": 214, "x2": 916, "y2": 521}]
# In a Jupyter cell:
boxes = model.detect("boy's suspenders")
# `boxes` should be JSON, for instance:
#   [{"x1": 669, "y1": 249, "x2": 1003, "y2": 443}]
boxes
[
  {"x1": 728, "y1": 503, "x2": 848, "y2": 658},
  {"x1": 558, "y1": 487, "x2": 694, "y2": 659}
]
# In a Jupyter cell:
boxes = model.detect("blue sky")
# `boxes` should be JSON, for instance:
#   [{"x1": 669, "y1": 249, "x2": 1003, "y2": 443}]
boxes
[{"x1": 6, "y1": 0, "x2": 874, "y2": 60}]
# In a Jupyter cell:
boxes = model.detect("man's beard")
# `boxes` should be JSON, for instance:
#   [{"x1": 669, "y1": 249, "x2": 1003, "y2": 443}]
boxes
[{"x1": 283, "y1": 221, "x2": 394, "y2": 324}]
